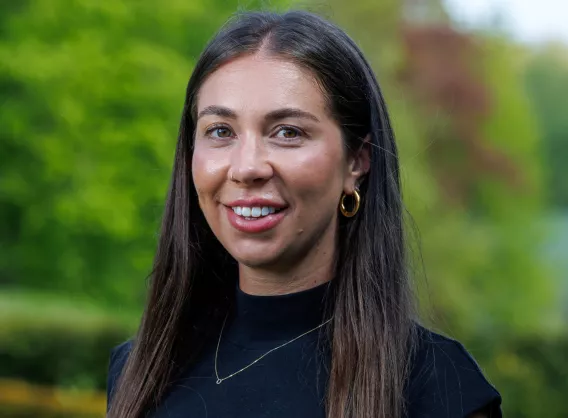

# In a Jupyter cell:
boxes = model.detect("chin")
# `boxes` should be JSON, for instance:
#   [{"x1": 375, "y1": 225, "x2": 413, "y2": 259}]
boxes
[
  {"x1": 232, "y1": 250, "x2": 282, "y2": 269},
  {"x1": 227, "y1": 241, "x2": 289, "y2": 269},
  {"x1": 221, "y1": 234, "x2": 281, "y2": 266}
]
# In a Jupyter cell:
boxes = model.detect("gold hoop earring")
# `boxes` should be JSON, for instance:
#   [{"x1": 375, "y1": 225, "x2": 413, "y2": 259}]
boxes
[{"x1": 340, "y1": 190, "x2": 361, "y2": 218}]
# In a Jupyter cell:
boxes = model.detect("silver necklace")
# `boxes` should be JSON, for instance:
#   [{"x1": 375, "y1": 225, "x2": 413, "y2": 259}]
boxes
[{"x1": 214, "y1": 312, "x2": 333, "y2": 384}]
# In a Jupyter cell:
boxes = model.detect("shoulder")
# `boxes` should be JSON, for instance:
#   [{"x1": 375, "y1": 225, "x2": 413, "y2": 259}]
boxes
[
  {"x1": 106, "y1": 340, "x2": 133, "y2": 408},
  {"x1": 406, "y1": 326, "x2": 502, "y2": 418}
]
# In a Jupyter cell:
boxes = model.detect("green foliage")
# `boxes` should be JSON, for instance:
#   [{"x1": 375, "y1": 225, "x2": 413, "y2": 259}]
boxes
[
  {"x1": 0, "y1": 406, "x2": 101, "y2": 418},
  {"x1": 0, "y1": 0, "x2": 283, "y2": 308},
  {"x1": 0, "y1": 290, "x2": 136, "y2": 389},
  {"x1": 459, "y1": 35, "x2": 552, "y2": 335},
  {"x1": 0, "y1": 410, "x2": 99, "y2": 418},
  {"x1": 0, "y1": 377, "x2": 106, "y2": 418},
  {"x1": 470, "y1": 333, "x2": 568, "y2": 418},
  {"x1": 524, "y1": 44, "x2": 568, "y2": 209}
]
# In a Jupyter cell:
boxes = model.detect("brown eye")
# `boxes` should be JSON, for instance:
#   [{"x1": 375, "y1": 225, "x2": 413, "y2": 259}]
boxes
[
  {"x1": 205, "y1": 125, "x2": 234, "y2": 139},
  {"x1": 282, "y1": 128, "x2": 297, "y2": 138},
  {"x1": 275, "y1": 126, "x2": 302, "y2": 140},
  {"x1": 214, "y1": 127, "x2": 232, "y2": 138}
]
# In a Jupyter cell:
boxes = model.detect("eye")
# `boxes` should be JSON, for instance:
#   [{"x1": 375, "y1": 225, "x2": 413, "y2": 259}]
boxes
[
  {"x1": 205, "y1": 125, "x2": 234, "y2": 139},
  {"x1": 274, "y1": 126, "x2": 303, "y2": 140}
]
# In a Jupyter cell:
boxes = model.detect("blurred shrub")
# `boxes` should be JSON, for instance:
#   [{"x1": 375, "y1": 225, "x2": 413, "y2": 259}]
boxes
[
  {"x1": 0, "y1": 378, "x2": 105, "y2": 418},
  {"x1": 471, "y1": 333, "x2": 568, "y2": 418},
  {"x1": 524, "y1": 43, "x2": 568, "y2": 209},
  {"x1": 0, "y1": 291, "x2": 135, "y2": 390},
  {"x1": 0, "y1": 0, "x2": 286, "y2": 310}
]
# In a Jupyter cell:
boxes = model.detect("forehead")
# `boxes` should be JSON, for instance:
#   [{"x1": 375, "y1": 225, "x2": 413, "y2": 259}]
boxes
[{"x1": 196, "y1": 54, "x2": 328, "y2": 116}]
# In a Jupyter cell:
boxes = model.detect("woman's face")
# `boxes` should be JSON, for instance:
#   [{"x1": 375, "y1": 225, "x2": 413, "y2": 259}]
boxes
[{"x1": 192, "y1": 54, "x2": 367, "y2": 270}]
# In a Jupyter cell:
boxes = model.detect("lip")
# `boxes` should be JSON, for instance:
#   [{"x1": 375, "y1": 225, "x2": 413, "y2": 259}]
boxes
[
  {"x1": 224, "y1": 205, "x2": 287, "y2": 233},
  {"x1": 225, "y1": 198, "x2": 287, "y2": 209}
]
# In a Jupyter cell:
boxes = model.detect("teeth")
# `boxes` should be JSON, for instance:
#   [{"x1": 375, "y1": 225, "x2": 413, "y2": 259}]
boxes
[{"x1": 232, "y1": 206, "x2": 279, "y2": 218}]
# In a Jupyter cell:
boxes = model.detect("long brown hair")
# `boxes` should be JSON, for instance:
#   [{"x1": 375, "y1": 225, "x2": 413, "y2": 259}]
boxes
[{"x1": 108, "y1": 10, "x2": 416, "y2": 418}]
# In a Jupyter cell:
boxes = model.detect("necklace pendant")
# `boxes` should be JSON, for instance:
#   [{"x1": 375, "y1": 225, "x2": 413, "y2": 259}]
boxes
[{"x1": 216, "y1": 378, "x2": 222, "y2": 384}]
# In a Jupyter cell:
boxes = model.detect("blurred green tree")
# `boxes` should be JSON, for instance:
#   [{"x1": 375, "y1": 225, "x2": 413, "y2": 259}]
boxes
[
  {"x1": 0, "y1": 0, "x2": 283, "y2": 309},
  {"x1": 524, "y1": 43, "x2": 568, "y2": 209}
]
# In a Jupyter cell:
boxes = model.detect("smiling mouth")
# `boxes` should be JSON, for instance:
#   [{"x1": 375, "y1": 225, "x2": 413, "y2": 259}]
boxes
[{"x1": 230, "y1": 205, "x2": 284, "y2": 220}]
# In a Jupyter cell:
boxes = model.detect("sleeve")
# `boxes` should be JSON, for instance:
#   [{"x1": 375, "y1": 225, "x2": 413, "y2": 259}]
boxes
[
  {"x1": 406, "y1": 328, "x2": 502, "y2": 418},
  {"x1": 106, "y1": 340, "x2": 133, "y2": 412}
]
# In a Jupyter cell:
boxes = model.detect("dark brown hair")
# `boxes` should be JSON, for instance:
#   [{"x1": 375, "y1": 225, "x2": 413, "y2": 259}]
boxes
[{"x1": 108, "y1": 10, "x2": 416, "y2": 418}]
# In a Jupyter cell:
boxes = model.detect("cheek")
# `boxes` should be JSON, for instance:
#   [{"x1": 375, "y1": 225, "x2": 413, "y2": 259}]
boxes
[
  {"x1": 191, "y1": 146, "x2": 227, "y2": 202},
  {"x1": 280, "y1": 146, "x2": 345, "y2": 204}
]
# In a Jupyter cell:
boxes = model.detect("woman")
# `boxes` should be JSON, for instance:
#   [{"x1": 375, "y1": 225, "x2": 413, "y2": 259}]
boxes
[{"x1": 107, "y1": 10, "x2": 502, "y2": 418}]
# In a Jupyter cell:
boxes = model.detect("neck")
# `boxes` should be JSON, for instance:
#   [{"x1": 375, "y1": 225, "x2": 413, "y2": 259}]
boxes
[
  {"x1": 238, "y1": 231, "x2": 336, "y2": 296},
  {"x1": 239, "y1": 262, "x2": 333, "y2": 296}
]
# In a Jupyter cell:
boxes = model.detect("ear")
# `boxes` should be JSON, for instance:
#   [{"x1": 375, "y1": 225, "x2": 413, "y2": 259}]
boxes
[{"x1": 344, "y1": 135, "x2": 371, "y2": 194}]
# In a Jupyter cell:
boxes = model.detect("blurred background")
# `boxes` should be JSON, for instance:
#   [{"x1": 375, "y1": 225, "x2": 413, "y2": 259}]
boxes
[{"x1": 1, "y1": 0, "x2": 566, "y2": 416}]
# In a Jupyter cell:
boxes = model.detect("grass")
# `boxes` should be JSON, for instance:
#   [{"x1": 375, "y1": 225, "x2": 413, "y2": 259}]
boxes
[{"x1": 0, "y1": 289, "x2": 139, "y2": 334}]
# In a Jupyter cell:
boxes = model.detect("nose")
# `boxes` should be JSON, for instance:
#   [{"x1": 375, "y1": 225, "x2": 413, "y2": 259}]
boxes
[{"x1": 229, "y1": 134, "x2": 273, "y2": 185}]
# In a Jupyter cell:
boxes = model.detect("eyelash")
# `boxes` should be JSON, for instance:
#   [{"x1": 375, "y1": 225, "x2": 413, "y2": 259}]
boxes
[
  {"x1": 204, "y1": 124, "x2": 235, "y2": 139},
  {"x1": 273, "y1": 125, "x2": 304, "y2": 141},
  {"x1": 204, "y1": 124, "x2": 306, "y2": 141}
]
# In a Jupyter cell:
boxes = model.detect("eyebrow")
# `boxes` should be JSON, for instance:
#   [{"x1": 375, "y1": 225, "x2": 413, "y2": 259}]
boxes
[
  {"x1": 264, "y1": 108, "x2": 320, "y2": 123},
  {"x1": 197, "y1": 105, "x2": 237, "y2": 120},
  {"x1": 196, "y1": 105, "x2": 320, "y2": 123}
]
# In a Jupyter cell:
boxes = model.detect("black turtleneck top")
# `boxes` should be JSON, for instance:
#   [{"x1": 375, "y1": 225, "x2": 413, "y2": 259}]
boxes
[{"x1": 107, "y1": 282, "x2": 502, "y2": 417}]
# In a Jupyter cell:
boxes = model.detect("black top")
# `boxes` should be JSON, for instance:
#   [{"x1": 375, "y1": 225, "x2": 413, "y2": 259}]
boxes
[{"x1": 107, "y1": 282, "x2": 502, "y2": 417}]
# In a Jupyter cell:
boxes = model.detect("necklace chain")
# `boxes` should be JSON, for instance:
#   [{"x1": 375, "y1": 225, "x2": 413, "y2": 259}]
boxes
[{"x1": 214, "y1": 311, "x2": 333, "y2": 385}]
